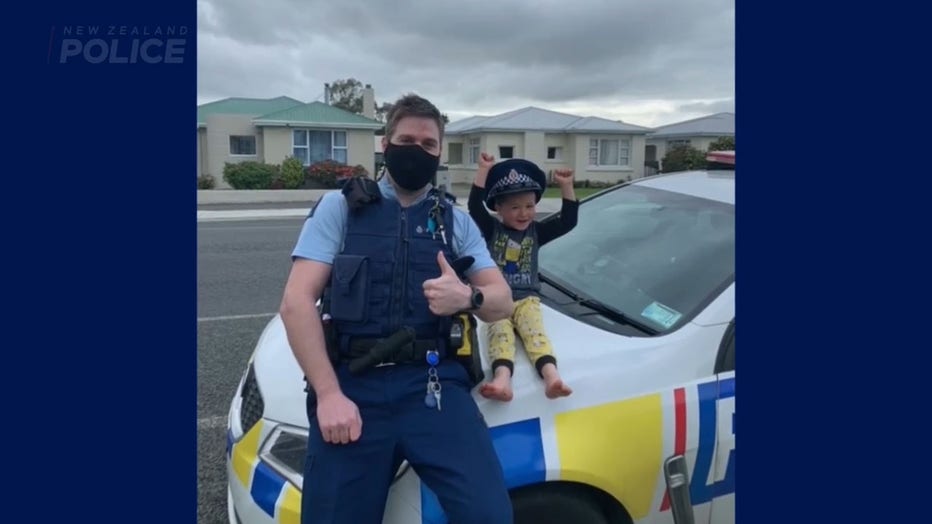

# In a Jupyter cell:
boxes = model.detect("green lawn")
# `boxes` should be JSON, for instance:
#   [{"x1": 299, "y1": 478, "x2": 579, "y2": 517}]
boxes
[{"x1": 542, "y1": 187, "x2": 602, "y2": 199}]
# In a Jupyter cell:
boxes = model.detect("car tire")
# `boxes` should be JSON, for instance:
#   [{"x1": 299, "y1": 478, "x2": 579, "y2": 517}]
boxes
[{"x1": 511, "y1": 486, "x2": 611, "y2": 524}]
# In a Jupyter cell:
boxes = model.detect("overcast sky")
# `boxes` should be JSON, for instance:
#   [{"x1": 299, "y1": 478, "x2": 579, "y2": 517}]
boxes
[{"x1": 197, "y1": 0, "x2": 734, "y2": 128}]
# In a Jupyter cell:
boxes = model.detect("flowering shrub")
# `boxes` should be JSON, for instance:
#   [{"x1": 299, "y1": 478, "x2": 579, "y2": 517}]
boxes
[
  {"x1": 352, "y1": 164, "x2": 370, "y2": 177},
  {"x1": 306, "y1": 160, "x2": 369, "y2": 188}
]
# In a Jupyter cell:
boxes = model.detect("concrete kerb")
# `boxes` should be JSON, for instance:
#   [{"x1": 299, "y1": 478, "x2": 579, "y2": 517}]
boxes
[
  {"x1": 197, "y1": 208, "x2": 312, "y2": 222},
  {"x1": 197, "y1": 189, "x2": 332, "y2": 205},
  {"x1": 196, "y1": 190, "x2": 564, "y2": 222}
]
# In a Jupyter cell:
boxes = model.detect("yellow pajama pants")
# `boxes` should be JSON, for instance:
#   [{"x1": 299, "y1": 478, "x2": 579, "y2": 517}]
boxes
[{"x1": 487, "y1": 296, "x2": 557, "y2": 377}]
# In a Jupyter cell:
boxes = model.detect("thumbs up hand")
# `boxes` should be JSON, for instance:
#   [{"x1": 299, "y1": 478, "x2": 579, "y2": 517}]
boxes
[{"x1": 423, "y1": 251, "x2": 472, "y2": 316}]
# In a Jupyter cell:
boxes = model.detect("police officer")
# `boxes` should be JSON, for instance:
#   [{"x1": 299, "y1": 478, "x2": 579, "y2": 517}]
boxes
[{"x1": 279, "y1": 93, "x2": 516, "y2": 524}]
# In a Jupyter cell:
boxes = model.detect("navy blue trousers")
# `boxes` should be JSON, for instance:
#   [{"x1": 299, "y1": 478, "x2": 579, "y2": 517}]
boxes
[{"x1": 301, "y1": 360, "x2": 513, "y2": 524}]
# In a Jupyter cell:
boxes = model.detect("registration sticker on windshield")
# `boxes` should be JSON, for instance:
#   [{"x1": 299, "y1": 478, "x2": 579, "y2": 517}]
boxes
[{"x1": 641, "y1": 302, "x2": 682, "y2": 328}]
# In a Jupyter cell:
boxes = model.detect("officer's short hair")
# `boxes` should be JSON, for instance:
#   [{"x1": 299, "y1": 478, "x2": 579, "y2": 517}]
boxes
[{"x1": 385, "y1": 94, "x2": 445, "y2": 143}]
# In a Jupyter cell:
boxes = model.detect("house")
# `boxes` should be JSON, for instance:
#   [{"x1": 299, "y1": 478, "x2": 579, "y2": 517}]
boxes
[
  {"x1": 441, "y1": 106, "x2": 652, "y2": 185},
  {"x1": 197, "y1": 86, "x2": 382, "y2": 188},
  {"x1": 645, "y1": 112, "x2": 735, "y2": 170}
]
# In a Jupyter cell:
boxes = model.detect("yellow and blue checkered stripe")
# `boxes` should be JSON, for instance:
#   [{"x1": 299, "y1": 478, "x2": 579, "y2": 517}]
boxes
[
  {"x1": 228, "y1": 375, "x2": 733, "y2": 524},
  {"x1": 420, "y1": 397, "x2": 664, "y2": 523},
  {"x1": 422, "y1": 376, "x2": 733, "y2": 523},
  {"x1": 228, "y1": 421, "x2": 301, "y2": 524}
]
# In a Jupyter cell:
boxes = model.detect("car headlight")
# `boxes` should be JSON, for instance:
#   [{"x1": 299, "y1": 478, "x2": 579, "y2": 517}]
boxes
[{"x1": 259, "y1": 425, "x2": 308, "y2": 488}]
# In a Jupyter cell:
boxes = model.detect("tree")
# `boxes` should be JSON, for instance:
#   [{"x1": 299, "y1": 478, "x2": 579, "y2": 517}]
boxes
[
  {"x1": 328, "y1": 78, "x2": 365, "y2": 114},
  {"x1": 327, "y1": 80, "x2": 452, "y2": 127},
  {"x1": 661, "y1": 145, "x2": 708, "y2": 173},
  {"x1": 327, "y1": 78, "x2": 398, "y2": 125},
  {"x1": 375, "y1": 101, "x2": 393, "y2": 123},
  {"x1": 708, "y1": 136, "x2": 735, "y2": 151}
]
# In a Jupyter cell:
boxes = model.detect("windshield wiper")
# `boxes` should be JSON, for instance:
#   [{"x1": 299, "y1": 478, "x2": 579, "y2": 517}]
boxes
[
  {"x1": 539, "y1": 272, "x2": 580, "y2": 300},
  {"x1": 576, "y1": 297, "x2": 659, "y2": 335},
  {"x1": 540, "y1": 272, "x2": 659, "y2": 335}
]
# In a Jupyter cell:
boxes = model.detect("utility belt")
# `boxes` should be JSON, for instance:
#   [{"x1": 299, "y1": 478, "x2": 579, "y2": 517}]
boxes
[
  {"x1": 343, "y1": 327, "x2": 442, "y2": 374},
  {"x1": 324, "y1": 314, "x2": 485, "y2": 386}
]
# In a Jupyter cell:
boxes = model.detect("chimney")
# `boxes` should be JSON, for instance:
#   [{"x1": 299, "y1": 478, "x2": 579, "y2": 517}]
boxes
[
  {"x1": 362, "y1": 84, "x2": 375, "y2": 119},
  {"x1": 324, "y1": 83, "x2": 330, "y2": 105}
]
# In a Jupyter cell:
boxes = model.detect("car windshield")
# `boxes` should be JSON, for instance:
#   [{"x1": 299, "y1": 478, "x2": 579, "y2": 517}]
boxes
[{"x1": 538, "y1": 181, "x2": 734, "y2": 334}]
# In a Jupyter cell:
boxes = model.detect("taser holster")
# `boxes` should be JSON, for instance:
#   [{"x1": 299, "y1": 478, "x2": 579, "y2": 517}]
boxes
[{"x1": 450, "y1": 313, "x2": 484, "y2": 387}]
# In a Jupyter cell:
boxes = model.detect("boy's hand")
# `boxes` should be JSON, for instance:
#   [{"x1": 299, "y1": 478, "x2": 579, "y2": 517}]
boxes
[
  {"x1": 553, "y1": 168, "x2": 574, "y2": 187},
  {"x1": 479, "y1": 152, "x2": 496, "y2": 170}
]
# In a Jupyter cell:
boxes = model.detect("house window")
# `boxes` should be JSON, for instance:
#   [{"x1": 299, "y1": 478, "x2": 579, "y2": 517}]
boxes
[
  {"x1": 229, "y1": 135, "x2": 257, "y2": 156},
  {"x1": 588, "y1": 138, "x2": 630, "y2": 167},
  {"x1": 547, "y1": 146, "x2": 563, "y2": 160},
  {"x1": 498, "y1": 146, "x2": 514, "y2": 159},
  {"x1": 292, "y1": 130, "x2": 348, "y2": 166},
  {"x1": 447, "y1": 143, "x2": 464, "y2": 165},
  {"x1": 468, "y1": 137, "x2": 480, "y2": 165},
  {"x1": 667, "y1": 139, "x2": 691, "y2": 148}
]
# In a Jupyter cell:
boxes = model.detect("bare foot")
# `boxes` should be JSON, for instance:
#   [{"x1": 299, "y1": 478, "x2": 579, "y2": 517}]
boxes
[
  {"x1": 544, "y1": 378, "x2": 573, "y2": 399},
  {"x1": 540, "y1": 363, "x2": 572, "y2": 399},
  {"x1": 479, "y1": 370, "x2": 514, "y2": 401}
]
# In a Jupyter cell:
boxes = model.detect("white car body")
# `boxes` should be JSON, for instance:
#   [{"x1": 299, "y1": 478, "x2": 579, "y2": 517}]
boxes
[{"x1": 226, "y1": 170, "x2": 736, "y2": 524}]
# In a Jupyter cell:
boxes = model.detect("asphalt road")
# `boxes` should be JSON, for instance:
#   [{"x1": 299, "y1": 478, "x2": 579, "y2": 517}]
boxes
[{"x1": 198, "y1": 217, "x2": 304, "y2": 524}]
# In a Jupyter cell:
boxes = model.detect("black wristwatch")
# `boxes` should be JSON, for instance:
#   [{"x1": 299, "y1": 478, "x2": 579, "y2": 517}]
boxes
[{"x1": 468, "y1": 284, "x2": 484, "y2": 310}]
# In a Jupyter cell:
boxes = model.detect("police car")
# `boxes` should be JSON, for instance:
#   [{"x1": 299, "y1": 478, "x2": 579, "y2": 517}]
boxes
[{"x1": 226, "y1": 162, "x2": 736, "y2": 524}]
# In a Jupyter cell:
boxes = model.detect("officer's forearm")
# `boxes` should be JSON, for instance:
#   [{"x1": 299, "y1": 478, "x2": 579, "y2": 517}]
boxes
[
  {"x1": 472, "y1": 282, "x2": 514, "y2": 323},
  {"x1": 280, "y1": 298, "x2": 341, "y2": 398}
]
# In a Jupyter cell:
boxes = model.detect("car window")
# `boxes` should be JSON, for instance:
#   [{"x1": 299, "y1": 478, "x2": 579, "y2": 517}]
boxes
[
  {"x1": 538, "y1": 183, "x2": 734, "y2": 334},
  {"x1": 715, "y1": 320, "x2": 736, "y2": 373}
]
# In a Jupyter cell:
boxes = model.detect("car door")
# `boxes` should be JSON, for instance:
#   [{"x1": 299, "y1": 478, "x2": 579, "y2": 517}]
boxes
[
  {"x1": 660, "y1": 320, "x2": 734, "y2": 524},
  {"x1": 710, "y1": 319, "x2": 735, "y2": 524},
  {"x1": 665, "y1": 320, "x2": 735, "y2": 524}
]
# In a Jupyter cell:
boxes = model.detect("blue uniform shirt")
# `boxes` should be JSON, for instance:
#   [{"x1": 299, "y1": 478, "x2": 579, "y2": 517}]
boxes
[{"x1": 291, "y1": 177, "x2": 496, "y2": 278}]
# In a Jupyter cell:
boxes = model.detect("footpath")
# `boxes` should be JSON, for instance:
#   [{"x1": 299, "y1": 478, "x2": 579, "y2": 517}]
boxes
[{"x1": 197, "y1": 185, "x2": 563, "y2": 222}]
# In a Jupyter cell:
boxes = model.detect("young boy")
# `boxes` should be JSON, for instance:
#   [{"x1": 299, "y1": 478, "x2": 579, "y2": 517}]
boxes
[{"x1": 468, "y1": 153, "x2": 579, "y2": 401}]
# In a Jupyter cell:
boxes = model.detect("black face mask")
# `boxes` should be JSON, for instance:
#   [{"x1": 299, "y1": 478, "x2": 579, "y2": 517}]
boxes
[{"x1": 384, "y1": 143, "x2": 439, "y2": 191}]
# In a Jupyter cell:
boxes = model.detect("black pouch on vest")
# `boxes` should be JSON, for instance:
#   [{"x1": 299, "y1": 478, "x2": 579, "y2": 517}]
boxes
[
  {"x1": 341, "y1": 176, "x2": 382, "y2": 210},
  {"x1": 330, "y1": 254, "x2": 369, "y2": 323}
]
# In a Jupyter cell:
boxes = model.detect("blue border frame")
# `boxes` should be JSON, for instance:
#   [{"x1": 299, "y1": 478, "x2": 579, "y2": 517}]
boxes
[{"x1": 10, "y1": 1, "x2": 196, "y2": 522}]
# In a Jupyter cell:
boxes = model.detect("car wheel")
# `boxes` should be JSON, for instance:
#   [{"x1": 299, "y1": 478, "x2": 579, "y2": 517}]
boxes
[{"x1": 512, "y1": 486, "x2": 611, "y2": 524}]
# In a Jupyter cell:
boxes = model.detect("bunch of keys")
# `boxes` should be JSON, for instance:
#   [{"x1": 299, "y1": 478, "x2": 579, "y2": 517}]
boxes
[
  {"x1": 427, "y1": 206, "x2": 448, "y2": 246},
  {"x1": 424, "y1": 351, "x2": 442, "y2": 411}
]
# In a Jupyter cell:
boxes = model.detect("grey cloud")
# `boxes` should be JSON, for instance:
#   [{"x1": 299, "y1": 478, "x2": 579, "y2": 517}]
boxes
[
  {"x1": 678, "y1": 99, "x2": 735, "y2": 114},
  {"x1": 198, "y1": 0, "x2": 735, "y2": 121}
]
